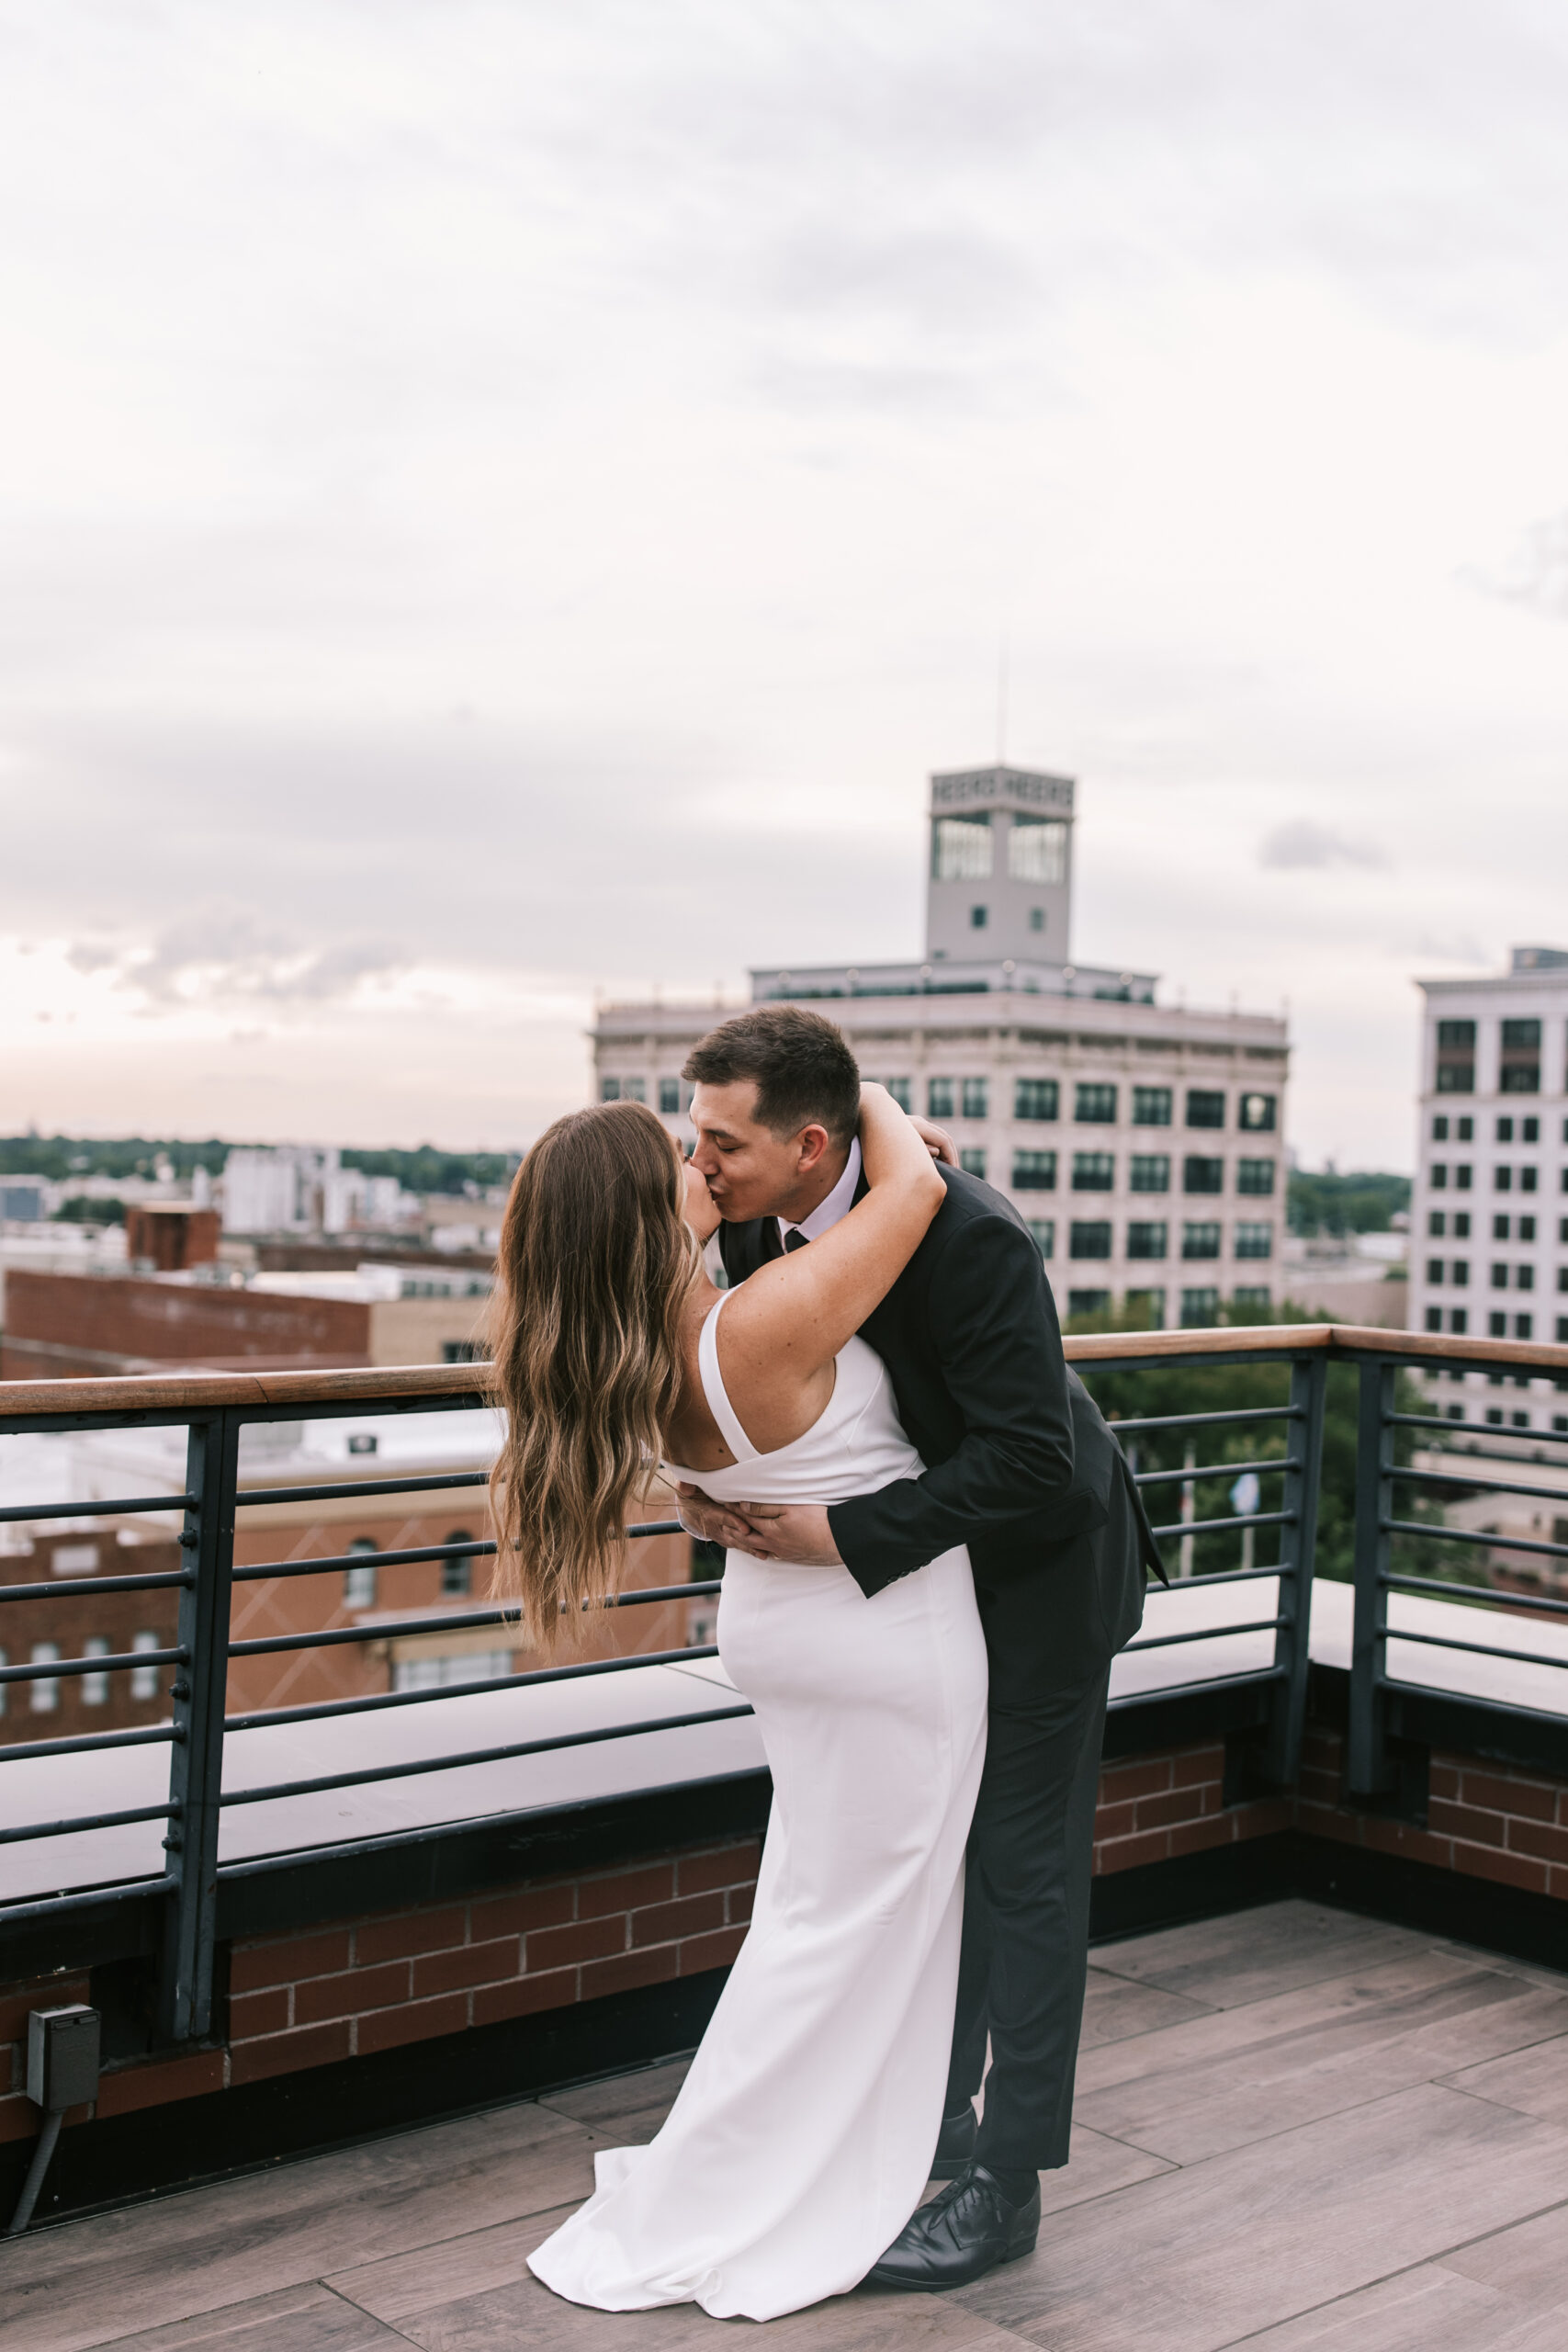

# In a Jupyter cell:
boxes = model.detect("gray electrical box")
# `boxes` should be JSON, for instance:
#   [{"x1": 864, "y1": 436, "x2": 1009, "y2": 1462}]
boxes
[{"x1": 26, "y1": 2007, "x2": 100, "y2": 2112}]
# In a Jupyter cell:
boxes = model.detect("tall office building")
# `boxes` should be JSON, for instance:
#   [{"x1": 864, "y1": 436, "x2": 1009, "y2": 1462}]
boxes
[
  {"x1": 594, "y1": 765, "x2": 1290, "y2": 1328},
  {"x1": 1409, "y1": 946, "x2": 1568, "y2": 1433}
]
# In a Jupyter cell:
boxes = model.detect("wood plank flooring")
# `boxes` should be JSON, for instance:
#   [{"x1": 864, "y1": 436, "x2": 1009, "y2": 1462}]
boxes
[{"x1": 9, "y1": 1901, "x2": 1568, "y2": 2352}]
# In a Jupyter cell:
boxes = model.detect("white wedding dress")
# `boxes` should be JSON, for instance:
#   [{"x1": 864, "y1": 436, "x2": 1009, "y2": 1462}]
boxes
[{"x1": 527, "y1": 1291, "x2": 988, "y2": 2323}]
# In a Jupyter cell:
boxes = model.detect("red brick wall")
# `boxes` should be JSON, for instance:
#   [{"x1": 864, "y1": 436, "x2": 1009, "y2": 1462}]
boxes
[
  {"x1": 3, "y1": 1271, "x2": 369, "y2": 1372},
  {"x1": 1297, "y1": 1727, "x2": 1568, "y2": 1900},
  {"x1": 1094, "y1": 1745, "x2": 1289, "y2": 1875}
]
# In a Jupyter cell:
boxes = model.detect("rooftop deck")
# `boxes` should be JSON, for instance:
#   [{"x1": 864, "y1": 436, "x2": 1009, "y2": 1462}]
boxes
[{"x1": 14, "y1": 1900, "x2": 1568, "y2": 2352}]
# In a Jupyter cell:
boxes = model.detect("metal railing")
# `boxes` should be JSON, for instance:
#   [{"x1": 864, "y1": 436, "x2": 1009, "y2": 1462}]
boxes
[{"x1": 3, "y1": 1321, "x2": 1567, "y2": 2048}]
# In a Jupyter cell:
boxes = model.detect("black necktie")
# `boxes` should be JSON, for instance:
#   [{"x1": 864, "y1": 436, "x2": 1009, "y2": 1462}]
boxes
[{"x1": 784, "y1": 1230, "x2": 809, "y2": 1252}]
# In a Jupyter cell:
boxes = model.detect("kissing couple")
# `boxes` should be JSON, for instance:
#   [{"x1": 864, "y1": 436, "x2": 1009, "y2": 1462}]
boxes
[{"x1": 487, "y1": 1004, "x2": 1164, "y2": 2323}]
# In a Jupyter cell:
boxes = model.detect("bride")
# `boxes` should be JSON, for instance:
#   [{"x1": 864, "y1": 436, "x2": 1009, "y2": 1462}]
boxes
[{"x1": 486, "y1": 1082, "x2": 988, "y2": 2323}]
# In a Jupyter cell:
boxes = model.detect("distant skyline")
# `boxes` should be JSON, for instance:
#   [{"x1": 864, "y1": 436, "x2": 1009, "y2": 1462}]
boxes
[{"x1": 5, "y1": 4, "x2": 1568, "y2": 1170}]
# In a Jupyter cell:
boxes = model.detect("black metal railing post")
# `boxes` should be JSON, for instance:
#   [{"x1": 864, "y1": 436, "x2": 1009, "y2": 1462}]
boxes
[
  {"x1": 1266, "y1": 1353, "x2": 1327, "y2": 1785},
  {"x1": 1347, "y1": 1359, "x2": 1397, "y2": 1796},
  {"x1": 156, "y1": 1409, "x2": 240, "y2": 2043}
]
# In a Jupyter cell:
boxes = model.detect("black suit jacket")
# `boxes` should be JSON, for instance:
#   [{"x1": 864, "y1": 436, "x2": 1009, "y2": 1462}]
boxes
[{"x1": 716, "y1": 1164, "x2": 1166, "y2": 1602}]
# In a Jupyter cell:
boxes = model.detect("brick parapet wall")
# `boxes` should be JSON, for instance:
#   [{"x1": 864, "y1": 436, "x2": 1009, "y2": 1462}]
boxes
[{"x1": 7, "y1": 1726, "x2": 1568, "y2": 2148}]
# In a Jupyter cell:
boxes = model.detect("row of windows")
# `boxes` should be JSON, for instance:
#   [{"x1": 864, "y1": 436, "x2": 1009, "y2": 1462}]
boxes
[
  {"x1": 999, "y1": 1149, "x2": 1275, "y2": 1196},
  {"x1": 1055, "y1": 1283, "x2": 1272, "y2": 1328},
  {"x1": 0, "y1": 1632, "x2": 163, "y2": 1715},
  {"x1": 1427, "y1": 1212, "x2": 1568, "y2": 1240},
  {"x1": 1433, "y1": 1018, "x2": 1563, "y2": 1096},
  {"x1": 1022, "y1": 1218, "x2": 1272, "y2": 1262},
  {"x1": 1425, "y1": 1308, "x2": 1568, "y2": 1341},
  {"x1": 1431, "y1": 1114, "x2": 1565, "y2": 1144},
  {"x1": 1438, "y1": 1018, "x2": 1552, "y2": 1050},
  {"x1": 599, "y1": 1074, "x2": 1280, "y2": 1134},
  {"x1": 342, "y1": 1532, "x2": 474, "y2": 1611},
  {"x1": 1424, "y1": 1261, "x2": 1568, "y2": 1291},
  {"x1": 1428, "y1": 1164, "x2": 1565, "y2": 1194}
]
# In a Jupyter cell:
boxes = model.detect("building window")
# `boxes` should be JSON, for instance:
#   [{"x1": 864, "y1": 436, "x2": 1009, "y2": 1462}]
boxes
[
  {"x1": 1238, "y1": 1093, "x2": 1276, "y2": 1132},
  {"x1": 1233, "y1": 1286, "x2": 1271, "y2": 1310},
  {"x1": 393, "y1": 1651, "x2": 514, "y2": 1694},
  {"x1": 1025, "y1": 1218, "x2": 1055, "y2": 1259},
  {"x1": 1520, "y1": 1216, "x2": 1536, "y2": 1241},
  {"x1": 1489, "y1": 1311, "x2": 1506, "y2": 1337},
  {"x1": 1496, "y1": 1117, "x2": 1514, "y2": 1143},
  {"x1": 29, "y1": 1642, "x2": 61, "y2": 1713},
  {"x1": 1426, "y1": 1307, "x2": 1442, "y2": 1332},
  {"x1": 1127, "y1": 1221, "x2": 1168, "y2": 1260},
  {"x1": 600, "y1": 1078, "x2": 621, "y2": 1102},
  {"x1": 1075, "y1": 1083, "x2": 1117, "y2": 1124},
  {"x1": 1126, "y1": 1288, "x2": 1166, "y2": 1328},
  {"x1": 1186, "y1": 1090, "x2": 1226, "y2": 1129},
  {"x1": 1029, "y1": 907, "x2": 1045, "y2": 932},
  {"x1": 621, "y1": 1077, "x2": 647, "y2": 1103},
  {"x1": 1457, "y1": 1116, "x2": 1473, "y2": 1139},
  {"x1": 82, "y1": 1634, "x2": 110, "y2": 1706},
  {"x1": 1454, "y1": 1212, "x2": 1471, "y2": 1236},
  {"x1": 1438, "y1": 1019, "x2": 1476, "y2": 1049},
  {"x1": 658, "y1": 1077, "x2": 681, "y2": 1115},
  {"x1": 1521, "y1": 1166, "x2": 1538, "y2": 1193},
  {"x1": 1014, "y1": 1078, "x2": 1058, "y2": 1121},
  {"x1": 1436, "y1": 1061, "x2": 1475, "y2": 1093},
  {"x1": 1494, "y1": 1212, "x2": 1511, "y2": 1238},
  {"x1": 443, "y1": 1340, "x2": 483, "y2": 1364},
  {"x1": 1183, "y1": 1157, "x2": 1224, "y2": 1195},
  {"x1": 1451, "y1": 1260, "x2": 1469, "y2": 1285},
  {"x1": 1180, "y1": 1288, "x2": 1219, "y2": 1327},
  {"x1": 344, "y1": 1539, "x2": 378, "y2": 1611},
  {"x1": 1428, "y1": 1211, "x2": 1446, "y2": 1236},
  {"x1": 970, "y1": 904, "x2": 988, "y2": 930},
  {"x1": 1072, "y1": 1152, "x2": 1114, "y2": 1192},
  {"x1": 928, "y1": 1078, "x2": 955, "y2": 1119},
  {"x1": 1517, "y1": 1265, "x2": 1535, "y2": 1291},
  {"x1": 441, "y1": 1531, "x2": 474, "y2": 1597},
  {"x1": 1132, "y1": 1087, "x2": 1172, "y2": 1126},
  {"x1": 886, "y1": 1078, "x2": 912, "y2": 1111},
  {"x1": 1067, "y1": 1289, "x2": 1111, "y2": 1318},
  {"x1": 1523, "y1": 1116, "x2": 1540, "y2": 1143},
  {"x1": 1456, "y1": 1165, "x2": 1472, "y2": 1190},
  {"x1": 1430, "y1": 1163, "x2": 1448, "y2": 1189},
  {"x1": 932, "y1": 813, "x2": 993, "y2": 880},
  {"x1": 1503, "y1": 1017, "x2": 1541, "y2": 1050},
  {"x1": 1069, "y1": 1220, "x2": 1112, "y2": 1260},
  {"x1": 1432, "y1": 1115, "x2": 1449, "y2": 1140},
  {"x1": 961, "y1": 1078, "x2": 988, "y2": 1119},
  {"x1": 1182, "y1": 1221, "x2": 1222, "y2": 1260},
  {"x1": 1495, "y1": 1167, "x2": 1513, "y2": 1193},
  {"x1": 1236, "y1": 1159, "x2": 1276, "y2": 1196},
  {"x1": 1427, "y1": 1258, "x2": 1445, "y2": 1283},
  {"x1": 1516, "y1": 1314, "x2": 1534, "y2": 1340},
  {"x1": 1235, "y1": 1222, "x2": 1273, "y2": 1260},
  {"x1": 1491, "y1": 1262, "x2": 1508, "y2": 1289},
  {"x1": 1501, "y1": 1061, "x2": 1540, "y2": 1093},
  {"x1": 1007, "y1": 816, "x2": 1068, "y2": 884},
  {"x1": 1012, "y1": 1150, "x2": 1057, "y2": 1191},
  {"x1": 959, "y1": 1148, "x2": 987, "y2": 1179},
  {"x1": 130, "y1": 1631, "x2": 161, "y2": 1702},
  {"x1": 1130, "y1": 1154, "x2": 1170, "y2": 1193},
  {"x1": 1450, "y1": 1309, "x2": 1468, "y2": 1334}
]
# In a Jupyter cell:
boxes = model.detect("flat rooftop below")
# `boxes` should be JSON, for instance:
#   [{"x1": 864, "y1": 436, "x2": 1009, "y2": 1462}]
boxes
[{"x1": 15, "y1": 1900, "x2": 1568, "y2": 2350}]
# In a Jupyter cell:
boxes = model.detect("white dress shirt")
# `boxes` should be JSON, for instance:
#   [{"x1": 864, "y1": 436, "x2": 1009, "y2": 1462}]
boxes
[{"x1": 778, "y1": 1137, "x2": 863, "y2": 1250}]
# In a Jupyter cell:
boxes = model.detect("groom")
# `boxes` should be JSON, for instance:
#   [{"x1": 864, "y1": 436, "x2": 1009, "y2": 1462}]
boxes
[{"x1": 674, "y1": 1003, "x2": 1164, "y2": 2291}]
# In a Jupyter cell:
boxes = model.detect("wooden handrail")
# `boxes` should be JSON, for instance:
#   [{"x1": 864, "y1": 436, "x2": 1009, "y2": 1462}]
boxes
[{"x1": 1, "y1": 1322, "x2": 1564, "y2": 1420}]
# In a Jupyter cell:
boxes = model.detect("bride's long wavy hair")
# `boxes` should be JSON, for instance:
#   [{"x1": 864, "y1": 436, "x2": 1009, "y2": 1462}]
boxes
[{"x1": 485, "y1": 1101, "x2": 701, "y2": 1651}]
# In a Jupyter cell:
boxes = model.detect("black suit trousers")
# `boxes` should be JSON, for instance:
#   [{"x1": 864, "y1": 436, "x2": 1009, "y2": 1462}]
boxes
[{"x1": 944, "y1": 1466, "x2": 1144, "y2": 2172}]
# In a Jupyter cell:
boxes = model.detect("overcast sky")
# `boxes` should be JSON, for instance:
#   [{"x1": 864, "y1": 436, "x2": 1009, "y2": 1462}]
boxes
[{"x1": 4, "y1": 2, "x2": 1567, "y2": 1168}]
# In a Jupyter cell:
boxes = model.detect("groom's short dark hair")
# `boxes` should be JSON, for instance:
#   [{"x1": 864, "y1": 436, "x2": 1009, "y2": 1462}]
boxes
[{"x1": 683, "y1": 1006, "x2": 861, "y2": 1145}]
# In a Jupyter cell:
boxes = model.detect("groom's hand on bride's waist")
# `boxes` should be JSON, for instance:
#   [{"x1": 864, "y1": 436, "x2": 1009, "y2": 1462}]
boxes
[
  {"x1": 674, "y1": 1482, "x2": 784, "y2": 1555},
  {"x1": 729, "y1": 1503, "x2": 843, "y2": 1567}
]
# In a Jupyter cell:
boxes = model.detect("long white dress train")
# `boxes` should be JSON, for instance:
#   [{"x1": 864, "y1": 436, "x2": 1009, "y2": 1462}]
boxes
[{"x1": 526, "y1": 1295, "x2": 988, "y2": 2322}]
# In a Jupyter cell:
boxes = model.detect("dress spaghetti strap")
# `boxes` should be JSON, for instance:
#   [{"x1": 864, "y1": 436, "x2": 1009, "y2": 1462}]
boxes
[{"x1": 696, "y1": 1291, "x2": 758, "y2": 1464}]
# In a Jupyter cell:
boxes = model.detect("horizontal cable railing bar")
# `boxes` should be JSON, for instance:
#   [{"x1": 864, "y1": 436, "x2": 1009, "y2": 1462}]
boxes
[
  {"x1": 238, "y1": 1470, "x2": 491, "y2": 1508},
  {"x1": 1393, "y1": 1464, "x2": 1568, "y2": 1507},
  {"x1": 1141, "y1": 1564, "x2": 1285, "y2": 1589},
  {"x1": 223, "y1": 1640, "x2": 721, "y2": 1734},
  {"x1": 1106, "y1": 1406, "x2": 1300, "y2": 1436},
  {"x1": 1146, "y1": 1509, "x2": 1294, "y2": 1541},
  {"x1": 1381, "y1": 1625, "x2": 1568, "y2": 1675},
  {"x1": 1123, "y1": 1616, "x2": 1284, "y2": 1654},
  {"x1": 228, "y1": 1579, "x2": 721, "y2": 1657},
  {"x1": 0, "y1": 1492, "x2": 197, "y2": 1525},
  {"x1": 1382, "y1": 1571, "x2": 1568, "y2": 1619},
  {"x1": 0, "y1": 1722, "x2": 180, "y2": 1766},
  {"x1": 219, "y1": 1702, "x2": 758, "y2": 1809},
  {"x1": 0, "y1": 1643, "x2": 185, "y2": 1687},
  {"x1": 1134, "y1": 1456, "x2": 1289, "y2": 1489},
  {"x1": 0, "y1": 1568, "x2": 193, "y2": 1604},
  {"x1": 0, "y1": 1800, "x2": 176, "y2": 1849},
  {"x1": 0, "y1": 1875, "x2": 176, "y2": 1924},
  {"x1": 233, "y1": 1539, "x2": 495, "y2": 1584},
  {"x1": 1389, "y1": 1413, "x2": 1568, "y2": 1443},
  {"x1": 1383, "y1": 1518, "x2": 1568, "y2": 1563}
]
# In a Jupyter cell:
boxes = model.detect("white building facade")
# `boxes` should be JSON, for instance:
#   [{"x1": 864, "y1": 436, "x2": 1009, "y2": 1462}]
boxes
[
  {"x1": 1409, "y1": 945, "x2": 1568, "y2": 1437},
  {"x1": 594, "y1": 766, "x2": 1291, "y2": 1329}
]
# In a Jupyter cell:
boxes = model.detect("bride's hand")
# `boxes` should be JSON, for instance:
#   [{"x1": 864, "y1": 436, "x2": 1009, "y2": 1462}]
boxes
[{"x1": 682, "y1": 1157, "x2": 722, "y2": 1243}]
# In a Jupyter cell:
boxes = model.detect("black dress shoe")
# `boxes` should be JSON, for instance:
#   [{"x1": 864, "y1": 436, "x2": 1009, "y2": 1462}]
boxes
[
  {"x1": 868, "y1": 2162, "x2": 1041, "y2": 2291},
  {"x1": 929, "y1": 2104, "x2": 977, "y2": 2178}
]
